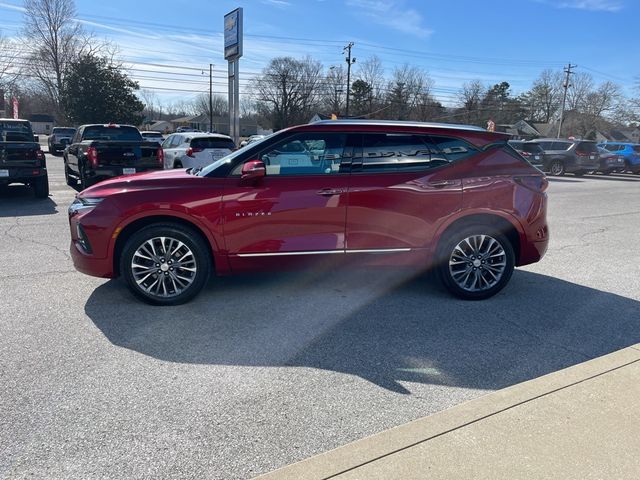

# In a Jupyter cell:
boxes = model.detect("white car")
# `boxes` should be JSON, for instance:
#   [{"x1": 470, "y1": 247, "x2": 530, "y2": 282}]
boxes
[
  {"x1": 140, "y1": 131, "x2": 164, "y2": 145},
  {"x1": 162, "y1": 132, "x2": 236, "y2": 169},
  {"x1": 240, "y1": 134, "x2": 265, "y2": 147}
]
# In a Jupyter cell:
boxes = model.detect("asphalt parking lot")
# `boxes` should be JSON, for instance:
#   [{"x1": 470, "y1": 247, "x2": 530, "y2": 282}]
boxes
[{"x1": 1, "y1": 154, "x2": 640, "y2": 480}]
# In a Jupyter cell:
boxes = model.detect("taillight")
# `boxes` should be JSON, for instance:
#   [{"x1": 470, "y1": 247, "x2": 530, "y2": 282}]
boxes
[
  {"x1": 515, "y1": 175, "x2": 548, "y2": 193},
  {"x1": 186, "y1": 147, "x2": 203, "y2": 157},
  {"x1": 575, "y1": 150, "x2": 588, "y2": 157},
  {"x1": 36, "y1": 150, "x2": 45, "y2": 162},
  {"x1": 157, "y1": 147, "x2": 164, "y2": 167},
  {"x1": 87, "y1": 147, "x2": 98, "y2": 168},
  {"x1": 520, "y1": 151, "x2": 531, "y2": 157}
]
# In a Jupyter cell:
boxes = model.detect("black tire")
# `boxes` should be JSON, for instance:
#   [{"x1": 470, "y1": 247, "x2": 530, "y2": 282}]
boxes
[
  {"x1": 120, "y1": 223, "x2": 212, "y2": 306},
  {"x1": 437, "y1": 225, "x2": 515, "y2": 300},
  {"x1": 174, "y1": 161, "x2": 182, "y2": 168},
  {"x1": 601, "y1": 169, "x2": 612, "y2": 176},
  {"x1": 64, "y1": 161, "x2": 77, "y2": 187},
  {"x1": 79, "y1": 163, "x2": 93, "y2": 190},
  {"x1": 549, "y1": 160, "x2": 565, "y2": 176},
  {"x1": 33, "y1": 174, "x2": 49, "y2": 198}
]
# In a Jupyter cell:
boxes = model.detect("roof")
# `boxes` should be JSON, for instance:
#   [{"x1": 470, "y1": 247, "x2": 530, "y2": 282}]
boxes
[
  {"x1": 0, "y1": 117, "x2": 29, "y2": 122},
  {"x1": 310, "y1": 119, "x2": 487, "y2": 132},
  {"x1": 28, "y1": 114, "x2": 54, "y2": 123},
  {"x1": 174, "y1": 132, "x2": 233, "y2": 140}
]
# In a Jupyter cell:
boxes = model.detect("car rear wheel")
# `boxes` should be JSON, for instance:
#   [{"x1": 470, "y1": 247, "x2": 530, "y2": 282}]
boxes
[
  {"x1": 120, "y1": 224, "x2": 212, "y2": 305},
  {"x1": 438, "y1": 226, "x2": 515, "y2": 300},
  {"x1": 33, "y1": 174, "x2": 49, "y2": 198},
  {"x1": 549, "y1": 160, "x2": 565, "y2": 176}
]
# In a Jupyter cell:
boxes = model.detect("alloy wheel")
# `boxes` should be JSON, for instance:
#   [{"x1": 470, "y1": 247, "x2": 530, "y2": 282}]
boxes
[
  {"x1": 448, "y1": 234, "x2": 507, "y2": 292},
  {"x1": 131, "y1": 236, "x2": 198, "y2": 298}
]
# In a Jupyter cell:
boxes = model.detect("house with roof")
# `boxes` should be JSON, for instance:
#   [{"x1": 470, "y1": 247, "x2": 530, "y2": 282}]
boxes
[
  {"x1": 28, "y1": 114, "x2": 55, "y2": 135},
  {"x1": 170, "y1": 115, "x2": 260, "y2": 136}
]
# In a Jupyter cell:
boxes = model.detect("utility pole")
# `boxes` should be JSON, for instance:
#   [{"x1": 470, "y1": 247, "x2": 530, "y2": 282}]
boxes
[
  {"x1": 209, "y1": 64, "x2": 214, "y2": 133},
  {"x1": 344, "y1": 42, "x2": 356, "y2": 118},
  {"x1": 557, "y1": 63, "x2": 576, "y2": 139}
]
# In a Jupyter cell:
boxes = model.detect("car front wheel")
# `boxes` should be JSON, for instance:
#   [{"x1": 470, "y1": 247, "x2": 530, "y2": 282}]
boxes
[
  {"x1": 438, "y1": 226, "x2": 515, "y2": 300},
  {"x1": 120, "y1": 224, "x2": 212, "y2": 305}
]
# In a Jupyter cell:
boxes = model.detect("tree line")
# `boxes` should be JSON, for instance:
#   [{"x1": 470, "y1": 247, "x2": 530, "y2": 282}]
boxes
[{"x1": 1, "y1": 0, "x2": 639, "y2": 138}]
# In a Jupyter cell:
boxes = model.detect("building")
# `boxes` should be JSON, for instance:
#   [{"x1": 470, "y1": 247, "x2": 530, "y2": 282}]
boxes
[
  {"x1": 28, "y1": 114, "x2": 55, "y2": 135},
  {"x1": 170, "y1": 115, "x2": 260, "y2": 136}
]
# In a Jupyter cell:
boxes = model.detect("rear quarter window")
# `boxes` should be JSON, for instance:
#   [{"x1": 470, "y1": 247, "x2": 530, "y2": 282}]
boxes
[
  {"x1": 576, "y1": 142, "x2": 598, "y2": 153},
  {"x1": 428, "y1": 136, "x2": 479, "y2": 163}
]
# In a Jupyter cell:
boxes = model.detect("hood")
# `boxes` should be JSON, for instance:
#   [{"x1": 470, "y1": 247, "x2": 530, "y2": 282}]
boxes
[{"x1": 79, "y1": 168, "x2": 202, "y2": 197}]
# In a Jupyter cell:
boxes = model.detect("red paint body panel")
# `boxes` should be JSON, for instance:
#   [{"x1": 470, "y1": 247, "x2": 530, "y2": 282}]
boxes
[{"x1": 68, "y1": 122, "x2": 548, "y2": 280}]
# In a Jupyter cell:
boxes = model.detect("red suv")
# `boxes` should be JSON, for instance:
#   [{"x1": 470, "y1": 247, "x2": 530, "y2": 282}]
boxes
[{"x1": 68, "y1": 120, "x2": 549, "y2": 305}]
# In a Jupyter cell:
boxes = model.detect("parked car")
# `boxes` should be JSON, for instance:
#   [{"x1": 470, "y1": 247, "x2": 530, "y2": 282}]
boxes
[
  {"x1": 68, "y1": 120, "x2": 549, "y2": 305},
  {"x1": 162, "y1": 132, "x2": 235, "y2": 169},
  {"x1": 240, "y1": 134, "x2": 265, "y2": 147},
  {"x1": 140, "y1": 131, "x2": 164, "y2": 145},
  {"x1": 63, "y1": 124, "x2": 164, "y2": 190},
  {"x1": 595, "y1": 147, "x2": 625, "y2": 175},
  {"x1": 597, "y1": 142, "x2": 640, "y2": 174},
  {"x1": 176, "y1": 127, "x2": 201, "y2": 133},
  {"x1": 528, "y1": 138, "x2": 599, "y2": 176},
  {"x1": 48, "y1": 127, "x2": 77, "y2": 155},
  {"x1": 0, "y1": 119, "x2": 49, "y2": 198},
  {"x1": 508, "y1": 140, "x2": 545, "y2": 169}
]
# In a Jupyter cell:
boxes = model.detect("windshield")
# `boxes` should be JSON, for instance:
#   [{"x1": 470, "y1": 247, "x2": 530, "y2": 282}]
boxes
[
  {"x1": 191, "y1": 137, "x2": 235, "y2": 149},
  {"x1": 0, "y1": 121, "x2": 34, "y2": 142},
  {"x1": 196, "y1": 132, "x2": 277, "y2": 176}
]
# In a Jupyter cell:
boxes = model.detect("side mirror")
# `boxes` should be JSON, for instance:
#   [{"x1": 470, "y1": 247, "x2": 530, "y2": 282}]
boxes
[{"x1": 241, "y1": 160, "x2": 266, "y2": 183}]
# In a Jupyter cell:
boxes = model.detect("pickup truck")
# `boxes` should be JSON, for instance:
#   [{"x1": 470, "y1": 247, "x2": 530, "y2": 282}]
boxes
[
  {"x1": 0, "y1": 118, "x2": 49, "y2": 198},
  {"x1": 48, "y1": 126, "x2": 77, "y2": 155},
  {"x1": 64, "y1": 124, "x2": 164, "y2": 190}
]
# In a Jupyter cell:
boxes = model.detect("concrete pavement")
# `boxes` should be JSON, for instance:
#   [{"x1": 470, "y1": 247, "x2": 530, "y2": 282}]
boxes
[{"x1": 256, "y1": 344, "x2": 640, "y2": 479}]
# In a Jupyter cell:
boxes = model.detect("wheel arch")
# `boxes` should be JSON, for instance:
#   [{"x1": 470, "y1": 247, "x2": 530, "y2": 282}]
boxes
[
  {"x1": 112, "y1": 215, "x2": 217, "y2": 276},
  {"x1": 435, "y1": 213, "x2": 522, "y2": 265}
]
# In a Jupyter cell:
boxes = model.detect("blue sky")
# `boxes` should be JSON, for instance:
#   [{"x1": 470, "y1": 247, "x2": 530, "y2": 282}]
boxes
[{"x1": 1, "y1": 0, "x2": 638, "y2": 106}]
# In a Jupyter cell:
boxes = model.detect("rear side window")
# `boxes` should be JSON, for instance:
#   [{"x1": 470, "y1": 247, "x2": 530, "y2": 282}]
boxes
[
  {"x1": 357, "y1": 134, "x2": 434, "y2": 173},
  {"x1": 191, "y1": 137, "x2": 236, "y2": 150},
  {"x1": 53, "y1": 128, "x2": 76, "y2": 135},
  {"x1": 428, "y1": 136, "x2": 479, "y2": 163},
  {"x1": 520, "y1": 143, "x2": 544, "y2": 154},
  {"x1": 536, "y1": 141, "x2": 553, "y2": 150},
  {"x1": 552, "y1": 142, "x2": 571, "y2": 150},
  {"x1": 82, "y1": 126, "x2": 142, "y2": 141},
  {"x1": 0, "y1": 121, "x2": 34, "y2": 142},
  {"x1": 576, "y1": 142, "x2": 598, "y2": 153},
  {"x1": 633, "y1": 146, "x2": 640, "y2": 153}
]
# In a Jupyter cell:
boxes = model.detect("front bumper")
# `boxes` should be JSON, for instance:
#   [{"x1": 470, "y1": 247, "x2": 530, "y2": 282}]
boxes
[{"x1": 70, "y1": 240, "x2": 115, "y2": 278}]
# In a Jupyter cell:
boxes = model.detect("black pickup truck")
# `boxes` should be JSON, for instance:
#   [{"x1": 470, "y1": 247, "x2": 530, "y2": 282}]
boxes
[
  {"x1": 0, "y1": 119, "x2": 49, "y2": 198},
  {"x1": 64, "y1": 124, "x2": 164, "y2": 189}
]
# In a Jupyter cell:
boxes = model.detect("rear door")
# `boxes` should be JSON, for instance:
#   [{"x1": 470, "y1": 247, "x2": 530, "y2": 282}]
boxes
[{"x1": 345, "y1": 133, "x2": 464, "y2": 255}]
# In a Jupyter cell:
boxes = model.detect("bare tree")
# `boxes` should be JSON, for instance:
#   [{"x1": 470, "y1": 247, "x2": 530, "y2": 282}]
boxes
[
  {"x1": 457, "y1": 80, "x2": 485, "y2": 125},
  {"x1": 322, "y1": 65, "x2": 345, "y2": 115},
  {"x1": 0, "y1": 33, "x2": 22, "y2": 94},
  {"x1": 385, "y1": 64, "x2": 433, "y2": 120},
  {"x1": 192, "y1": 93, "x2": 228, "y2": 118},
  {"x1": 139, "y1": 89, "x2": 161, "y2": 123},
  {"x1": 22, "y1": 0, "x2": 104, "y2": 120},
  {"x1": 566, "y1": 72, "x2": 594, "y2": 112},
  {"x1": 355, "y1": 56, "x2": 385, "y2": 115},
  {"x1": 250, "y1": 56, "x2": 323, "y2": 130},
  {"x1": 523, "y1": 69, "x2": 563, "y2": 122}
]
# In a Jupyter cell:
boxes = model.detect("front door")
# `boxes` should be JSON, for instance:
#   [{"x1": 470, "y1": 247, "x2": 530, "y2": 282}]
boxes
[{"x1": 222, "y1": 132, "x2": 350, "y2": 271}]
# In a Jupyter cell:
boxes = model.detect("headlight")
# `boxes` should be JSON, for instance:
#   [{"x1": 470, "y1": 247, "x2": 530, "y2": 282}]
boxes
[{"x1": 68, "y1": 197, "x2": 104, "y2": 216}]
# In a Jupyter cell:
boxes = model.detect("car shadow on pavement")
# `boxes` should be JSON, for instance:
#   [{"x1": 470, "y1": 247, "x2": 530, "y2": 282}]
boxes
[
  {"x1": 584, "y1": 175, "x2": 640, "y2": 182},
  {"x1": 547, "y1": 178, "x2": 583, "y2": 183},
  {"x1": 0, "y1": 185, "x2": 58, "y2": 216},
  {"x1": 85, "y1": 269, "x2": 640, "y2": 395}
]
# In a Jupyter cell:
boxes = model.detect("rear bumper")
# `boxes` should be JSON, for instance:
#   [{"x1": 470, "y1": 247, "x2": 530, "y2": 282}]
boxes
[
  {"x1": 87, "y1": 165, "x2": 162, "y2": 179},
  {"x1": 0, "y1": 167, "x2": 47, "y2": 184}
]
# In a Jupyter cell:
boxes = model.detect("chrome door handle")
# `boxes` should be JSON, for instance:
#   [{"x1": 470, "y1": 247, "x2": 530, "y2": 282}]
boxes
[
  {"x1": 317, "y1": 188, "x2": 344, "y2": 196},
  {"x1": 428, "y1": 180, "x2": 459, "y2": 188}
]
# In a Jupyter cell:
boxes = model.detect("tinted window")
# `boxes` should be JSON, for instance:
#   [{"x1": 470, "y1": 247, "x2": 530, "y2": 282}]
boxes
[
  {"x1": 254, "y1": 132, "x2": 347, "y2": 176},
  {"x1": 576, "y1": 142, "x2": 598, "y2": 154},
  {"x1": 191, "y1": 137, "x2": 235, "y2": 150},
  {"x1": 353, "y1": 134, "x2": 436, "y2": 173},
  {"x1": 633, "y1": 146, "x2": 640, "y2": 153},
  {"x1": 82, "y1": 126, "x2": 142, "y2": 142},
  {"x1": 520, "y1": 143, "x2": 544, "y2": 154},
  {"x1": 428, "y1": 136, "x2": 479, "y2": 163},
  {"x1": 552, "y1": 142, "x2": 571, "y2": 150},
  {"x1": 0, "y1": 120, "x2": 34, "y2": 142},
  {"x1": 536, "y1": 141, "x2": 554, "y2": 150},
  {"x1": 53, "y1": 128, "x2": 76, "y2": 135},
  {"x1": 142, "y1": 132, "x2": 163, "y2": 139}
]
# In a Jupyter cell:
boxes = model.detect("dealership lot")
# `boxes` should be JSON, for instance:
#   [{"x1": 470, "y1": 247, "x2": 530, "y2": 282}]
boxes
[{"x1": 1, "y1": 155, "x2": 640, "y2": 479}]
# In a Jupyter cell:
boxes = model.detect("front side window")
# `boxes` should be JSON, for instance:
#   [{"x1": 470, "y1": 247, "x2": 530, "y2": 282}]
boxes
[
  {"x1": 161, "y1": 135, "x2": 173, "y2": 149},
  {"x1": 251, "y1": 132, "x2": 347, "y2": 176}
]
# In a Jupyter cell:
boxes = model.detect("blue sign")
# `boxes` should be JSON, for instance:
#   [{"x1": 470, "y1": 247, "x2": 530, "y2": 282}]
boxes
[{"x1": 224, "y1": 8, "x2": 243, "y2": 60}]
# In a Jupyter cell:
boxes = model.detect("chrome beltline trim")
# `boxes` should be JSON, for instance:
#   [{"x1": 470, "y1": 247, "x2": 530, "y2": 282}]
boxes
[{"x1": 236, "y1": 248, "x2": 411, "y2": 258}]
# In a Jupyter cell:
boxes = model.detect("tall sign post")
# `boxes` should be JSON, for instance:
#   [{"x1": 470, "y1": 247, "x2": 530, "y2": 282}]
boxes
[{"x1": 224, "y1": 8, "x2": 243, "y2": 145}]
